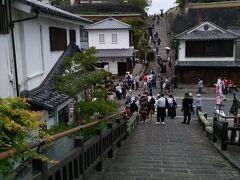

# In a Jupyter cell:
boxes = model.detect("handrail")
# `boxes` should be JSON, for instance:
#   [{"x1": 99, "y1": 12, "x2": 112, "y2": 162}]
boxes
[
  {"x1": 214, "y1": 112, "x2": 238, "y2": 119},
  {"x1": 0, "y1": 113, "x2": 120, "y2": 161}
]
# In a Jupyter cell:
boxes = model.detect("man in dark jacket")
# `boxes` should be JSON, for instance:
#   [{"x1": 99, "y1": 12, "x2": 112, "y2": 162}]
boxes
[
  {"x1": 181, "y1": 93, "x2": 194, "y2": 124},
  {"x1": 130, "y1": 99, "x2": 138, "y2": 113}
]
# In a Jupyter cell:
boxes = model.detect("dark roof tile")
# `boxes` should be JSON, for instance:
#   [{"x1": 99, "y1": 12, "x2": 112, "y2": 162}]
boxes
[{"x1": 96, "y1": 48, "x2": 134, "y2": 58}]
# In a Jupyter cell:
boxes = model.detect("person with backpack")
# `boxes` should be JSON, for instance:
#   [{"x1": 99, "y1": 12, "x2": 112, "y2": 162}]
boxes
[{"x1": 155, "y1": 93, "x2": 168, "y2": 125}]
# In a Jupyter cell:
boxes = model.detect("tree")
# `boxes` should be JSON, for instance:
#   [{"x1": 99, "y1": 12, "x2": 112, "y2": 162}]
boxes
[
  {"x1": 55, "y1": 47, "x2": 118, "y2": 119},
  {"x1": 127, "y1": 0, "x2": 149, "y2": 11},
  {"x1": 55, "y1": 47, "x2": 110, "y2": 99},
  {"x1": 175, "y1": 0, "x2": 186, "y2": 8},
  {"x1": 0, "y1": 97, "x2": 46, "y2": 176},
  {"x1": 113, "y1": 0, "x2": 149, "y2": 12}
]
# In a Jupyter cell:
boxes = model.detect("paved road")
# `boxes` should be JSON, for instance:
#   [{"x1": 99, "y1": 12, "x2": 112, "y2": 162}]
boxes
[
  {"x1": 86, "y1": 115, "x2": 240, "y2": 180},
  {"x1": 89, "y1": 14, "x2": 240, "y2": 180}
]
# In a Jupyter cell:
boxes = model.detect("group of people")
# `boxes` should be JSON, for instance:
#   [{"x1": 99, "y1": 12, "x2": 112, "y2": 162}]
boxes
[
  {"x1": 216, "y1": 77, "x2": 236, "y2": 95},
  {"x1": 121, "y1": 88, "x2": 204, "y2": 126},
  {"x1": 122, "y1": 91, "x2": 178, "y2": 124}
]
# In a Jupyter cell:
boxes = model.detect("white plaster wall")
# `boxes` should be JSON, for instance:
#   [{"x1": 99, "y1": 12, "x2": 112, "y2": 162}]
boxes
[
  {"x1": 14, "y1": 14, "x2": 82, "y2": 91},
  {"x1": 88, "y1": 29, "x2": 130, "y2": 49},
  {"x1": 178, "y1": 41, "x2": 235, "y2": 61},
  {"x1": 0, "y1": 35, "x2": 15, "y2": 98},
  {"x1": 108, "y1": 60, "x2": 118, "y2": 74}
]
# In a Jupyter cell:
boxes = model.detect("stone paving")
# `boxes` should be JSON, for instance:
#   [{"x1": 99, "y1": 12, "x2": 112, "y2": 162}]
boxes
[
  {"x1": 84, "y1": 14, "x2": 240, "y2": 180},
  {"x1": 86, "y1": 116, "x2": 240, "y2": 180}
]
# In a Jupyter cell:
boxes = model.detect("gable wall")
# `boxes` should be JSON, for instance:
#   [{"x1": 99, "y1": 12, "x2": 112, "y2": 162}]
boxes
[{"x1": 88, "y1": 29, "x2": 131, "y2": 49}]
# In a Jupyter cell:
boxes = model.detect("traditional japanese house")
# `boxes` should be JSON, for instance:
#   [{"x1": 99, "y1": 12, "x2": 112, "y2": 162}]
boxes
[{"x1": 175, "y1": 20, "x2": 240, "y2": 86}]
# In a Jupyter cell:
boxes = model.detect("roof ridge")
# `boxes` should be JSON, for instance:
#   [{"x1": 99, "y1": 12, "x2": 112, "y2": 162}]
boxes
[{"x1": 85, "y1": 16, "x2": 131, "y2": 29}]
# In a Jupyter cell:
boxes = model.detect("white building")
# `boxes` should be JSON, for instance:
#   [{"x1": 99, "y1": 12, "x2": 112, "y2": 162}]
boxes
[
  {"x1": 175, "y1": 20, "x2": 240, "y2": 86},
  {"x1": 85, "y1": 17, "x2": 135, "y2": 75},
  {"x1": 0, "y1": 0, "x2": 91, "y2": 127}
]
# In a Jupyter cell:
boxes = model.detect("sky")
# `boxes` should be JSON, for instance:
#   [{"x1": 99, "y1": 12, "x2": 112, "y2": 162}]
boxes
[{"x1": 147, "y1": 0, "x2": 176, "y2": 15}]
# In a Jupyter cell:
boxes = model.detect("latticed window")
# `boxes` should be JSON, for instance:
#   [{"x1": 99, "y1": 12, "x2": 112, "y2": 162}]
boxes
[
  {"x1": 49, "y1": 27, "x2": 67, "y2": 51},
  {"x1": 0, "y1": 0, "x2": 9, "y2": 34},
  {"x1": 99, "y1": 34, "x2": 105, "y2": 44},
  {"x1": 112, "y1": 34, "x2": 117, "y2": 44},
  {"x1": 185, "y1": 40, "x2": 234, "y2": 57},
  {"x1": 69, "y1": 29, "x2": 76, "y2": 44},
  {"x1": 80, "y1": 25, "x2": 88, "y2": 42}
]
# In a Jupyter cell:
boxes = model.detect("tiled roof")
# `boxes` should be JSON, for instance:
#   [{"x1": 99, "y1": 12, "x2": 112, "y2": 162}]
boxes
[
  {"x1": 21, "y1": 44, "x2": 80, "y2": 110},
  {"x1": 228, "y1": 26, "x2": 240, "y2": 36},
  {"x1": 96, "y1": 49, "x2": 134, "y2": 58},
  {"x1": 176, "y1": 61, "x2": 240, "y2": 67},
  {"x1": 85, "y1": 17, "x2": 131, "y2": 30},
  {"x1": 57, "y1": 3, "x2": 143, "y2": 15},
  {"x1": 175, "y1": 21, "x2": 238, "y2": 40},
  {"x1": 19, "y1": 0, "x2": 92, "y2": 24},
  {"x1": 176, "y1": 30, "x2": 237, "y2": 40}
]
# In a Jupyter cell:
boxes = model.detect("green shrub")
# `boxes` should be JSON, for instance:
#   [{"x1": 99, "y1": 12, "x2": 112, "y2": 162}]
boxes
[{"x1": 146, "y1": 49, "x2": 155, "y2": 62}]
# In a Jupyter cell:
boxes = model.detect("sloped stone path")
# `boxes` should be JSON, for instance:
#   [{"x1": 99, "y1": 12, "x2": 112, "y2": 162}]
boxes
[{"x1": 86, "y1": 116, "x2": 240, "y2": 180}]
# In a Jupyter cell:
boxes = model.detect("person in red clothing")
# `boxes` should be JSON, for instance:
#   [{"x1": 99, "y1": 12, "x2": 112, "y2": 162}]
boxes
[
  {"x1": 121, "y1": 105, "x2": 132, "y2": 119},
  {"x1": 143, "y1": 74, "x2": 148, "y2": 82},
  {"x1": 224, "y1": 77, "x2": 229, "y2": 95}
]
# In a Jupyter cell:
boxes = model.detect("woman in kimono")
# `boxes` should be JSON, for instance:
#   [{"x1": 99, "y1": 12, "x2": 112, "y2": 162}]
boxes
[{"x1": 167, "y1": 94, "x2": 177, "y2": 119}]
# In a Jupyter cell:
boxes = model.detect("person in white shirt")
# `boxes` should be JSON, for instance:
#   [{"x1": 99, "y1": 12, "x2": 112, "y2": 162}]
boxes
[
  {"x1": 155, "y1": 93, "x2": 168, "y2": 124},
  {"x1": 195, "y1": 94, "x2": 202, "y2": 116},
  {"x1": 134, "y1": 74, "x2": 140, "y2": 90}
]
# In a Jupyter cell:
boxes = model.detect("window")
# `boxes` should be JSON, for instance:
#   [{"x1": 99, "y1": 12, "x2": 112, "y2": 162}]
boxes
[
  {"x1": 49, "y1": 27, "x2": 67, "y2": 51},
  {"x1": 0, "y1": 0, "x2": 9, "y2": 34},
  {"x1": 112, "y1": 34, "x2": 117, "y2": 44},
  {"x1": 129, "y1": 30, "x2": 134, "y2": 46},
  {"x1": 69, "y1": 29, "x2": 76, "y2": 44},
  {"x1": 99, "y1": 34, "x2": 105, "y2": 44},
  {"x1": 185, "y1": 40, "x2": 234, "y2": 57},
  {"x1": 80, "y1": 25, "x2": 88, "y2": 42}
]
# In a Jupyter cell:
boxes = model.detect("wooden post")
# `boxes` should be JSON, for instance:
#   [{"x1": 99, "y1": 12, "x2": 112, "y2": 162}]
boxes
[
  {"x1": 74, "y1": 137, "x2": 84, "y2": 178},
  {"x1": 116, "y1": 118, "x2": 121, "y2": 147},
  {"x1": 107, "y1": 122, "x2": 113, "y2": 158},
  {"x1": 32, "y1": 157, "x2": 48, "y2": 180},
  {"x1": 95, "y1": 128, "x2": 102, "y2": 172},
  {"x1": 122, "y1": 119, "x2": 128, "y2": 140},
  {"x1": 212, "y1": 117, "x2": 217, "y2": 143},
  {"x1": 221, "y1": 121, "x2": 228, "y2": 151},
  {"x1": 75, "y1": 136, "x2": 85, "y2": 177}
]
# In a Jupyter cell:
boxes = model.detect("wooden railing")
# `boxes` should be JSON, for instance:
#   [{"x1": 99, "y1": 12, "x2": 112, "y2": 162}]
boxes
[
  {"x1": 0, "y1": 113, "x2": 129, "y2": 180},
  {"x1": 213, "y1": 113, "x2": 240, "y2": 150}
]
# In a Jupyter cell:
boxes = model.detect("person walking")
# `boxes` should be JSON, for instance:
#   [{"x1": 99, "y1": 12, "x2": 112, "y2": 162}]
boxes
[
  {"x1": 197, "y1": 79, "x2": 203, "y2": 94},
  {"x1": 195, "y1": 94, "x2": 202, "y2": 116},
  {"x1": 139, "y1": 92, "x2": 148, "y2": 123},
  {"x1": 156, "y1": 93, "x2": 168, "y2": 125},
  {"x1": 167, "y1": 94, "x2": 177, "y2": 119},
  {"x1": 181, "y1": 93, "x2": 194, "y2": 124},
  {"x1": 134, "y1": 74, "x2": 140, "y2": 90},
  {"x1": 147, "y1": 96, "x2": 155, "y2": 123},
  {"x1": 130, "y1": 99, "x2": 138, "y2": 113},
  {"x1": 159, "y1": 77, "x2": 164, "y2": 92},
  {"x1": 224, "y1": 77, "x2": 229, "y2": 95}
]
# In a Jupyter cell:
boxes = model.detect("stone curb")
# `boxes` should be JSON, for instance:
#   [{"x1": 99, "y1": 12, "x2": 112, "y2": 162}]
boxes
[{"x1": 210, "y1": 141, "x2": 240, "y2": 171}]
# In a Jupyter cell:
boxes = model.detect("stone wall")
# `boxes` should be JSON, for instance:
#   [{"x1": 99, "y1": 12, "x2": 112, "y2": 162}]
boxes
[{"x1": 166, "y1": 6, "x2": 240, "y2": 35}]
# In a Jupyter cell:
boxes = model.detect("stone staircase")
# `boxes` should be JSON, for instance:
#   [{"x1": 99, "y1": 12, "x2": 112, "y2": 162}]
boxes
[{"x1": 147, "y1": 15, "x2": 175, "y2": 89}]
